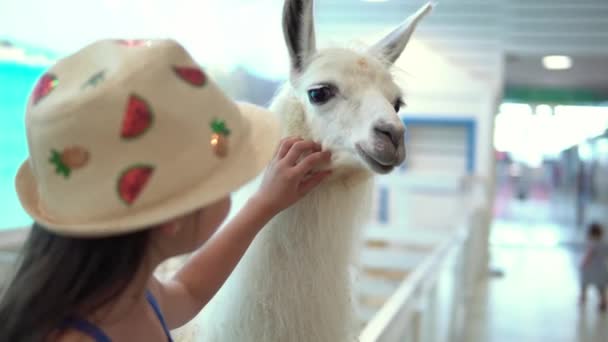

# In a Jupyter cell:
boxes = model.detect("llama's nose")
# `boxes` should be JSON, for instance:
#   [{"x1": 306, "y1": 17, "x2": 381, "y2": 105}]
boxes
[{"x1": 373, "y1": 122, "x2": 405, "y2": 149}]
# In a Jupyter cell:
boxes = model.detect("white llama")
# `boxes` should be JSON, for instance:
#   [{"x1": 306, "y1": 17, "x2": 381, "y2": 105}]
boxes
[{"x1": 193, "y1": 1, "x2": 432, "y2": 341}]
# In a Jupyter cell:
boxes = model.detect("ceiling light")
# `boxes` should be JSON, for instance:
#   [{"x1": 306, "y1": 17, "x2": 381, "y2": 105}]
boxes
[{"x1": 542, "y1": 55, "x2": 572, "y2": 70}]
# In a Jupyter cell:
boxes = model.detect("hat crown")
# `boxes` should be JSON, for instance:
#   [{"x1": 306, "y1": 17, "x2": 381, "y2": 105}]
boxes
[{"x1": 25, "y1": 39, "x2": 249, "y2": 225}]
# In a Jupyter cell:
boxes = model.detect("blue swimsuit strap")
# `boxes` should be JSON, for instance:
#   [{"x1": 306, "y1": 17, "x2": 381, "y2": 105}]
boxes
[
  {"x1": 61, "y1": 317, "x2": 111, "y2": 342},
  {"x1": 62, "y1": 290, "x2": 172, "y2": 342},
  {"x1": 145, "y1": 290, "x2": 173, "y2": 342}
]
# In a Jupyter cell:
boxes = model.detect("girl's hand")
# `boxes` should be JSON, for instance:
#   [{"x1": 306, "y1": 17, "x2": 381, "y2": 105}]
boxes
[{"x1": 251, "y1": 137, "x2": 332, "y2": 216}]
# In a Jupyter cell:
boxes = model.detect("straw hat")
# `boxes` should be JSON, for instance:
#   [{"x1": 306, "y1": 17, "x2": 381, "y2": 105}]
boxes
[{"x1": 15, "y1": 39, "x2": 279, "y2": 237}]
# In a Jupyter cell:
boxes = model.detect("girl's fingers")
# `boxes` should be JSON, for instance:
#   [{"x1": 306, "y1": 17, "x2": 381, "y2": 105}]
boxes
[
  {"x1": 293, "y1": 151, "x2": 331, "y2": 176},
  {"x1": 276, "y1": 137, "x2": 303, "y2": 159},
  {"x1": 283, "y1": 141, "x2": 321, "y2": 165}
]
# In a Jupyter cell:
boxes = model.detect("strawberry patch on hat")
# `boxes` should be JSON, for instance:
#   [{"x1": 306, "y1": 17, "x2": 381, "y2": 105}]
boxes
[
  {"x1": 122, "y1": 94, "x2": 153, "y2": 139},
  {"x1": 117, "y1": 164, "x2": 154, "y2": 205}
]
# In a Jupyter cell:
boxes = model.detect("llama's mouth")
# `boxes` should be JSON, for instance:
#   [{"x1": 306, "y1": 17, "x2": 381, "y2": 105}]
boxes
[{"x1": 356, "y1": 144, "x2": 394, "y2": 174}]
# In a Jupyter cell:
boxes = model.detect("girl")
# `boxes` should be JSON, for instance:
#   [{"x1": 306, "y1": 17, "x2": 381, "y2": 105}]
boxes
[
  {"x1": 580, "y1": 222, "x2": 608, "y2": 312},
  {"x1": 0, "y1": 39, "x2": 332, "y2": 341}
]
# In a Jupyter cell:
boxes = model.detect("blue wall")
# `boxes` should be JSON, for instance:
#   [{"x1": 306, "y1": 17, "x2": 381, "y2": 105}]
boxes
[{"x1": 0, "y1": 62, "x2": 45, "y2": 229}]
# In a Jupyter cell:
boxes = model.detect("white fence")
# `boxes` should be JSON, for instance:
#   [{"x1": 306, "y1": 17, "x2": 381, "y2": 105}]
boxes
[{"x1": 357, "y1": 176, "x2": 490, "y2": 342}]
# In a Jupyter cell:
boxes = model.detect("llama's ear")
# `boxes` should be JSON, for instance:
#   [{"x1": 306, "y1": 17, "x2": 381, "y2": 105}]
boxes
[
  {"x1": 283, "y1": 0, "x2": 317, "y2": 75},
  {"x1": 369, "y1": 2, "x2": 433, "y2": 64}
]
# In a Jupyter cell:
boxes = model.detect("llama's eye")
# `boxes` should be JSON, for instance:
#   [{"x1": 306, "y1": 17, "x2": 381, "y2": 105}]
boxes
[
  {"x1": 393, "y1": 98, "x2": 404, "y2": 113},
  {"x1": 307, "y1": 85, "x2": 337, "y2": 105}
]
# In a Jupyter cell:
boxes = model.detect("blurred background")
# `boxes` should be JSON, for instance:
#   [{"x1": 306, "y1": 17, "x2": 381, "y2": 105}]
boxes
[{"x1": 1, "y1": 0, "x2": 608, "y2": 341}]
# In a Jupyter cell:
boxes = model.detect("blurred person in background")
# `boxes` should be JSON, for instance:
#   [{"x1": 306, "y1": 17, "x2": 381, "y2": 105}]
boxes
[{"x1": 579, "y1": 222, "x2": 608, "y2": 312}]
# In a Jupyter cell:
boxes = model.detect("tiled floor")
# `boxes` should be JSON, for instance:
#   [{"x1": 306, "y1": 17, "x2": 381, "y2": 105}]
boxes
[
  {"x1": 464, "y1": 243, "x2": 608, "y2": 342},
  {"x1": 464, "y1": 192, "x2": 608, "y2": 342}
]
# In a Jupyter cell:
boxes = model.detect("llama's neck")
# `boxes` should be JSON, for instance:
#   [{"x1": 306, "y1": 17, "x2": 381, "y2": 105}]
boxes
[
  {"x1": 263, "y1": 171, "x2": 373, "y2": 266},
  {"x1": 237, "y1": 173, "x2": 373, "y2": 342}
]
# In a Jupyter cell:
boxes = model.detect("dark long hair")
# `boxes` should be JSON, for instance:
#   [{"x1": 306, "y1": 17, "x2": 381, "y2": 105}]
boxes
[{"x1": 0, "y1": 223, "x2": 151, "y2": 341}]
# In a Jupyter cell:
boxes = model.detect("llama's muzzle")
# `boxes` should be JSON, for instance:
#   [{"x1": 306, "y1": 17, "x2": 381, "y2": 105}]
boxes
[{"x1": 369, "y1": 121, "x2": 406, "y2": 165}]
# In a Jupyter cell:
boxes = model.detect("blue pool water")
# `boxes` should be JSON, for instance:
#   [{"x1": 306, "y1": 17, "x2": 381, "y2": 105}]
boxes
[{"x1": 0, "y1": 62, "x2": 45, "y2": 230}]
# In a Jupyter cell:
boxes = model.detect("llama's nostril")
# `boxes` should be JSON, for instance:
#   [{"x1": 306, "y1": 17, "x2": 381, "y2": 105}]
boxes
[
  {"x1": 374, "y1": 125, "x2": 402, "y2": 148},
  {"x1": 375, "y1": 128, "x2": 392, "y2": 141}
]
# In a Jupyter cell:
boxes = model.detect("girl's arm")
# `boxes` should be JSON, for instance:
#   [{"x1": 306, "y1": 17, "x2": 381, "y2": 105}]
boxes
[{"x1": 155, "y1": 137, "x2": 332, "y2": 328}]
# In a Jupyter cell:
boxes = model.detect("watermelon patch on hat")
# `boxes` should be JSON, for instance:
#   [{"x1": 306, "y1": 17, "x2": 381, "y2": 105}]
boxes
[
  {"x1": 173, "y1": 66, "x2": 207, "y2": 87},
  {"x1": 117, "y1": 164, "x2": 154, "y2": 205},
  {"x1": 32, "y1": 73, "x2": 58, "y2": 105},
  {"x1": 122, "y1": 94, "x2": 153, "y2": 139}
]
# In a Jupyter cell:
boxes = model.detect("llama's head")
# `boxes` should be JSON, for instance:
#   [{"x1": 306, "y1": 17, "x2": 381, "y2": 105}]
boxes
[{"x1": 281, "y1": 0, "x2": 432, "y2": 174}]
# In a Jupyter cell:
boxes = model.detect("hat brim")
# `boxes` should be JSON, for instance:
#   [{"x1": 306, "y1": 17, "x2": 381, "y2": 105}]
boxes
[{"x1": 15, "y1": 102, "x2": 280, "y2": 237}]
